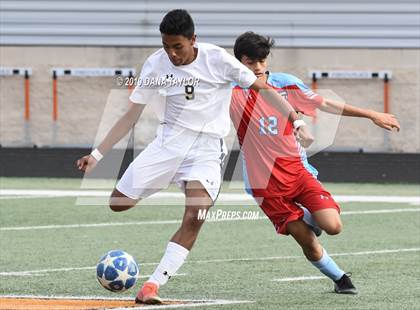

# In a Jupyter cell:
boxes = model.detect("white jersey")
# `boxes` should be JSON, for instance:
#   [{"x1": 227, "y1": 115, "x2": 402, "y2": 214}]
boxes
[{"x1": 129, "y1": 42, "x2": 256, "y2": 138}]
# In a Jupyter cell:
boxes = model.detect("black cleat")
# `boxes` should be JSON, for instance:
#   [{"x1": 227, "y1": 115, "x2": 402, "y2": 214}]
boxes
[{"x1": 334, "y1": 273, "x2": 358, "y2": 294}]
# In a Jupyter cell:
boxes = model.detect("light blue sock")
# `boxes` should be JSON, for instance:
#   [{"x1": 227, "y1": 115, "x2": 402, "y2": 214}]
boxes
[
  {"x1": 301, "y1": 206, "x2": 318, "y2": 228},
  {"x1": 310, "y1": 248, "x2": 345, "y2": 281}
]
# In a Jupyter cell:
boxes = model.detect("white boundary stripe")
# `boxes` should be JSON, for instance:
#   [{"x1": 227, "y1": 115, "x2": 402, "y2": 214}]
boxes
[
  {"x1": 1, "y1": 248, "x2": 418, "y2": 278},
  {"x1": 0, "y1": 295, "x2": 135, "y2": 300},
  {"x1": 329, "y1": 248, "x2": 420, "y2": 257},
  {"x1": 271, "y1": 248, "x2": 419, "y2": 283},
  {"x1": 272, "y1": 275, "x2": 326, "y2": 282},
  {"x1": 113, "y1": 300, "x2": 254, "y2": 310},
  {"x1": 1, "y1": 189, "x2": 419, "y2": 204},
  {"x1": 0, "y1": 196, "x2": 33, "y2": 199},
  {"x1": 188, "y1": 247, "x2": 420, "y2": 265},
  {"x1": 0, "y1": 295, "x2": 253, "y2": 310},
  {"x1": 335, "y1": 196, "x2": 419, "y2": 203},
  {"x1": 0, "y1": 220, "x2": 182, "y2": 231},
  {"x1": 0, "y1": 266, "x2": 186, "y2": 277},
  {"x1": 342, "y1": 208, "x2": 420, "y2": 215},
  {"x1": 0, "y1": 189, "x2": 118, "y2": 197},
  {"x1": 1, "y1": 208, "x2": 419, "y2": 232}
]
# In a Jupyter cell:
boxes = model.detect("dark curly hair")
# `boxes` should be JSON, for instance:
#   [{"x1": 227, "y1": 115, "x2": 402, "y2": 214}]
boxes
[
  {"x1": 159, "y1": 9, "x2": 195, "y2": 39},
  {"x1": 234, "y1": 31, "x2": 275, "y2": 61}
]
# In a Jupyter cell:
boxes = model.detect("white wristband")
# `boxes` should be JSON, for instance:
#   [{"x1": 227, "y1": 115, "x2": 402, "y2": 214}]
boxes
[
  {"x1": 91, "y1": 148, "x2": 103, "y2": 162},
  {"x1": 293, "y1": 119, "x2": 306, "y2": 129}
]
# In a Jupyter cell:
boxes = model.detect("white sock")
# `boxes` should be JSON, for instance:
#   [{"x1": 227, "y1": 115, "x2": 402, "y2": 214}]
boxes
[{"x1": 148, "y1": 242, "x2": 189, "y2": 287}]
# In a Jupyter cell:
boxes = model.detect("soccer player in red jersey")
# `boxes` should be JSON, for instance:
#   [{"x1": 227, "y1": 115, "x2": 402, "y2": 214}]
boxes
[{"x1": 230, "y1": 32, "x2": 400, "y2": 294}]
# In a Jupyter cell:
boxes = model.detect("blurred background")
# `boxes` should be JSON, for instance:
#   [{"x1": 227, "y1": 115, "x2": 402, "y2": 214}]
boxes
[{"x1": 0, "y1": 0, "x2": 419, "y2": 182}]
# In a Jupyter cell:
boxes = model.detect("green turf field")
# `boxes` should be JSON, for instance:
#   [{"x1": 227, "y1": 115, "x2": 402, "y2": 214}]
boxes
[{"x1": 0, "y1": 178, "x2": 419, "y2": 309}]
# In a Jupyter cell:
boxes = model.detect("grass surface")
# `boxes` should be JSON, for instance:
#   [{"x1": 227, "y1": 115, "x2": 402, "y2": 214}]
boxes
[
  {"x1": 0, "y1": 178, "x2": 419, "y2": 309},
  {"x1": 1, "y1": 177, "x2": 419, "y2": 196}
]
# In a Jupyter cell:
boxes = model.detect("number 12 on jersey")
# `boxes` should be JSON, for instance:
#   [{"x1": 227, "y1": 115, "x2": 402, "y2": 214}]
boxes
[{"x1": 259, "y1": 116, "x2": 278, "y2": 135}]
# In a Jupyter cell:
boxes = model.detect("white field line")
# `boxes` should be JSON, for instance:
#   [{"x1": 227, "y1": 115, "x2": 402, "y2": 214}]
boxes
[
  {"x1": 113, "y1": 300, "x2": 254, "y2": 310},
  {"x1": 1, "y1": 208, "x2": 419, "y2": 232},
  {"x1": 272, "y1": 275, "x2": 326, "y2": 282},
  {"x1": 269, "y1": 247, "x2": 418, "y2": 284},
  {"x1": 113, "y1": 299, "x2": 254, "y2": 310},
  {"x1": 342, "y1": 208, "x2": 420, "y2": 215},
  {"x1": 0, "y1": 220, "x2": 182, "y2": 232},
  {"x1": 0, "y1": 266, "x2": 186, "y2": 278},
  {"x1": 0, "y1": 196, "x2": 29, "y2": 199},
  {"x1": 1, "y1": 248, "x2": 418, "y2": 278},
  {"x1": 0, "y1": 295, "x2": 253, "y2": 310},
  {"x1": 0, "y1": 189, "x2": 419, "y2": 204}
]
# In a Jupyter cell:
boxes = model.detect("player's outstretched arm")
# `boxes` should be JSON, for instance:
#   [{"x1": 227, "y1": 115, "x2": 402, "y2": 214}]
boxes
[
  {"x1": 318, "y1": 99, "x2": 400, "y2": 131},
  {"x1": 76, "y1": 102, "x2": 146, "y2": 173},
  {"x1": 250, "y1": 79, "x2": 315, "y2": 147}
]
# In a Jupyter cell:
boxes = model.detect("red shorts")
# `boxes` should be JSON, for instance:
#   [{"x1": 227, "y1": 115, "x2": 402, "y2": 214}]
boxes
[{"x1": 259, "y1": 173, "x2": 340, "y2": 235}]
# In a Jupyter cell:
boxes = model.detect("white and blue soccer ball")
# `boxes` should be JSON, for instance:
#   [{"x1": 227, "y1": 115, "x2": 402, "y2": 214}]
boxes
[{"x1": 96, "y1": 250, "x2": 140, "y2": 292}]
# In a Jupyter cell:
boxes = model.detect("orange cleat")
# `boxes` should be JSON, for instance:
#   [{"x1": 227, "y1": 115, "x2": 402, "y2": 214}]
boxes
[{"x1": 135, "y1": 282, "x2": 162, "y2": 304}]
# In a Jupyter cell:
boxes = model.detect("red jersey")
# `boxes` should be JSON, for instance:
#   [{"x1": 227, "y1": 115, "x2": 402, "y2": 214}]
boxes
[{"x1": 230, "y1": 72, "x2": 323, "y2": 198}]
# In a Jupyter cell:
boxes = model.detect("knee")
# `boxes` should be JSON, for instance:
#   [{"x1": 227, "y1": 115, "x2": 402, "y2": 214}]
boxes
[
  {"x1": 109, "y1": 190, "x2": 136, "y2": 212},
  {"x1": 323, "y1": 221, "x2": 343, "y2": 235},
  {"x1": 109, "y1": 199, "x2": 133, "y2": 212},
  {"x1": 109, "y1": 204, "x2": 130, "y2": 212},
  {"x1": 182, "y1": 209, "x2": 207, "y2": 231}
]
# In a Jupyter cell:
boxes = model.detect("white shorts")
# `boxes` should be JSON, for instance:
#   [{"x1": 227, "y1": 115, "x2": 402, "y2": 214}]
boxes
[{"x1": 116, "y1": 125, "x2": 227, "y2": 202}]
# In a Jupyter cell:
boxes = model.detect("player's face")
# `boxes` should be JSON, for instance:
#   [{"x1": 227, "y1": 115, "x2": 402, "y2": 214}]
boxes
[
  {"x1": 161, "y1": 34, "x2": 196, "y2": 66},
  {"x1": 240, "y1": 56, "x2": 268, "y2": 79}
]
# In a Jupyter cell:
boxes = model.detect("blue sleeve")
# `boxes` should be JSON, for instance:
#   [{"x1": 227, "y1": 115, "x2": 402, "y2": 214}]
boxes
[{"x1": 269, "y1": 72, "x2": 311, "y2": 92}]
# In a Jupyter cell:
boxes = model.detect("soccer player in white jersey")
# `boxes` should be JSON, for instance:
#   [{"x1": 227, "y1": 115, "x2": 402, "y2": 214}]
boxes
[{"x1": 77, "y1": 10, "x2": 313, "y2": 304}]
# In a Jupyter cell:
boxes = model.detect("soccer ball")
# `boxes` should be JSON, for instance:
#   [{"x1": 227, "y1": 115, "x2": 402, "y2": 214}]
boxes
[{"x1": 96, "y1": 250, "x2": 140, "y2": 292}]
